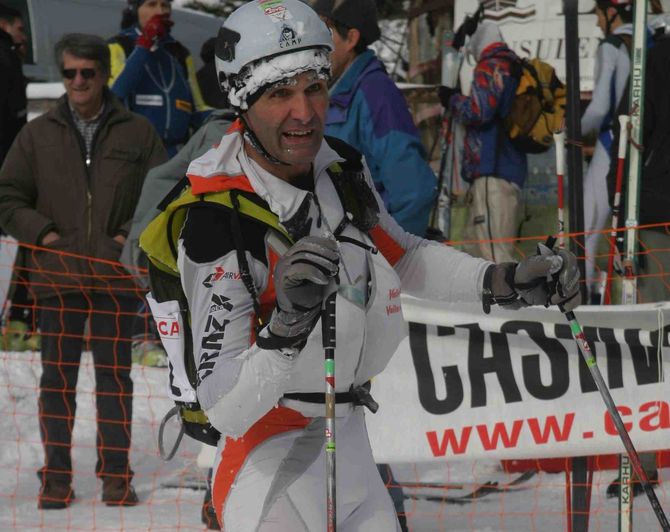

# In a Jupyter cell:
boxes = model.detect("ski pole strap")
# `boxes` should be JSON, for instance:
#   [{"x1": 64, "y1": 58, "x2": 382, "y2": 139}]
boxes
[
  {"x1": 158, "y1": 405, "x2": 186, "y2": 461},
  {"x1": 284, "y1": 382, "x2": 379, "y2": 413}
]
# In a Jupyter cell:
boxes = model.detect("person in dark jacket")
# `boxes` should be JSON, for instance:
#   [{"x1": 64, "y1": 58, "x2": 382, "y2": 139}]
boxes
[
  {"x1": 109, "y1": 0, "x2": 210, "y2": 156},
  {"x1": 196, "y1": 37, "x2": 229, "y2": 109},
  {"x1": 0, "y1": 3, "x2": 35, "y2": 352},
  {"x1": 308, "y1": 0, "x2": 437, "y2": 238},
  {"x1": 439, "y1": 21, "x2": 527, "y2": 263},
  {"x1": 0, "y1": 3, "x2": 26, "y2": 164},
  {"x1": 0, "y1": 33, "x2": 167, "y2": 510}
]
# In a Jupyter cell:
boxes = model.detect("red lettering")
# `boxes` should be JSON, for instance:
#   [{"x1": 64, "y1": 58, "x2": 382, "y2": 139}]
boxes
[
  {"x1": 426, "y1": 427, "x2": 472, "y2": 456},
  {"x1": 605, "y1": 405, "x2": 633, "y2": 435},
  {"x1": 527, "y1": 413, "x2": 574, "y2": 444},
  {"x1": 389, "y1": 288, "x2": 400, "y2": 300},
  {"x1": 157, "y1": 320, "x2": 179, "y2": 337},
  {"x1": 476, "y1": 419, "x2": 523, "y2": 450},
  {"x1": 639, "y1": 401, "x2": 670, "y2": 431}
]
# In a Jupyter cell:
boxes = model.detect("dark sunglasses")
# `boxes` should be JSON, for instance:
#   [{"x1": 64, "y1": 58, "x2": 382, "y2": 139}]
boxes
[{"x1": 62, "y1": 68, "x2": 97, "y2": 80}]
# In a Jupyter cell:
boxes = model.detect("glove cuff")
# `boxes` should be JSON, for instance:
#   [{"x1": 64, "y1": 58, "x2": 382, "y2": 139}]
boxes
[
  {"x1": 482, "y1": 263, "x2": 522, "y2": 314},
  {"x1": 256, "y1": 307, "x2": 319, "y2": 350},
  {"x1": 136, "y1": 35, "x2": 154, "y2": 49}
]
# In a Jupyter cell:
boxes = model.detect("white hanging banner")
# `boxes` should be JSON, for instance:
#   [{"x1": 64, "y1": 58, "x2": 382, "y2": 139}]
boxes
[{"x1": 368, "y1": 297, "x2": 670, "y2": 463}]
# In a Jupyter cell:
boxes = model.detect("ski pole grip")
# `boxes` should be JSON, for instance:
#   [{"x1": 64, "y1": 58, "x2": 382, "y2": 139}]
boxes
[
  {"x1": 553, "y1": 131, "x2": 565, "y2": 175},
  {"x1": 618, "y1": 114, "x2": 630, "y2": 153}
]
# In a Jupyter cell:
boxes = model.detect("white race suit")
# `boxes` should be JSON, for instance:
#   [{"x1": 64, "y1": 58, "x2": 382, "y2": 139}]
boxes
[{"x1": 178, "y1": 124, "x2": 490, "y2": 531}]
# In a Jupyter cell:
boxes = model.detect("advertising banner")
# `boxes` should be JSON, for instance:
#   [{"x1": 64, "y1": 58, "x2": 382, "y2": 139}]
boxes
[{"x1": 368, "y1": 298, "x2": 670, "y2": 463}]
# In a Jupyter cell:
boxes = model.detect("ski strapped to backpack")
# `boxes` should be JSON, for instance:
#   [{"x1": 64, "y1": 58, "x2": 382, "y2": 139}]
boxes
[
  {"x1": 139, "y1": 136, "x2": 383, "y2": 458},
  {"x1": 504, "y1": 58, "x2": 567, "y2": 153}
]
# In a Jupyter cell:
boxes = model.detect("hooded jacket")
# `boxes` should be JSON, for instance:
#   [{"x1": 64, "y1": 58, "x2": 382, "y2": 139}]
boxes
[
  {"x1": 0, "y1": 91, "x2": 167, "y2": 300},
  {"x1": 108, "y1": 27, "x2": 210, "y2": 156},
  {"x1": 326, "y1": 49, "x2": 437, "y2": 237},
  {"x1": 449, "y1": 27, "x2": 527, "y2": 186}
]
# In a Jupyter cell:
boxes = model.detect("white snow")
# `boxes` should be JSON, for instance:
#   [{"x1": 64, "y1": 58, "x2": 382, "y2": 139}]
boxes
[{"x1": 0, "y1": 350, "x2": 667, "y2": 530}]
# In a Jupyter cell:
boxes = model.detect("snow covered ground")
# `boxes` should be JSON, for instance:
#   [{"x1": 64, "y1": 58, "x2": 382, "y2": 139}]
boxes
[{"x1": 1, "y1": 350, "x2": 667, "y2": 531}]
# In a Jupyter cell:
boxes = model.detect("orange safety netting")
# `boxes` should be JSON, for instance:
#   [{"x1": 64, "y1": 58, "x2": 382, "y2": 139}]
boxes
[{"x1": 0, "y1": 234, "x2": 668, "y2": 531}]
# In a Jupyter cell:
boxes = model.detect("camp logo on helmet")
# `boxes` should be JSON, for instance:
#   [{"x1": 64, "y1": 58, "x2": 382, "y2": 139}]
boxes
[{"x1": 279, "y1": 24, "x2": 301, "y2": 48}]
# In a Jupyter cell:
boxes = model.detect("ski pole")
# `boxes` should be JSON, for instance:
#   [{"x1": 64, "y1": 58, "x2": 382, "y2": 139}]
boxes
[
  {"x1": 604, "y1": 115, "x2": 630, "y2": 305},
  {"x1": 544, "y1": 238, "x2": 670, "y2": 531},
  {"x1": 322, "y1": 280, "x2": 338, "y2": 532},
  {"x1": 563, "y1": 308, "x2": 669, "y2": 531},
  {"x1": 553, "y1": 131, "x2": 566, "y2": 248}
]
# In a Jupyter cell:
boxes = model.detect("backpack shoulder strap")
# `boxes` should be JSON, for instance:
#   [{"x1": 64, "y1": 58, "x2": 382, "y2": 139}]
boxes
[
  {"x1": 324, "y1": 136, "x2": 379, "y2": 234},
  {"x1": 108, "y1": 33, "x2": 135, "y2": 58},
  {"x1": 164, "y1": 40, "x2": 189, "y2": 75}
]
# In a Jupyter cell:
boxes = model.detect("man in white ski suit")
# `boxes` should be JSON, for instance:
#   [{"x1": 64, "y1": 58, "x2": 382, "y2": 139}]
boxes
[
  {"x1": 581, "y1": 0, "x2": 633, "y2": 300},
  {"x1": 174, "y1": 2, "x2": 581, "y2": 530}
]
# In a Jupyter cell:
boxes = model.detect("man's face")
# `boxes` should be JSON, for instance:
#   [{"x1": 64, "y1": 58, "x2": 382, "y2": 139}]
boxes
[
  {"x1": 0, "y1": 17, "x2": 27, "y2": 46},
  {"x1": 61, "y1": 53, "x2": 107, "y2": 111},
  {"x1": 138, "y1": 0, "x2": 171, "y2": 29},
  {"x1": 243, "y1": 71, "x2": 329, "y2": 178}
]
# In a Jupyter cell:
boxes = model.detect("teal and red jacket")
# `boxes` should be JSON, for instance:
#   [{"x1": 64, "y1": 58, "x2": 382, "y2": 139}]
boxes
[{"x1": 326, "y1": 49, "x2": 437, "y2": 237}]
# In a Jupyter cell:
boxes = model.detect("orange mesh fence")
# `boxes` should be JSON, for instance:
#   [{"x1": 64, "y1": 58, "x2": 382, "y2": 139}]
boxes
[{"x1": 0, "y1": 235, "x2": 668, "y2": 531}]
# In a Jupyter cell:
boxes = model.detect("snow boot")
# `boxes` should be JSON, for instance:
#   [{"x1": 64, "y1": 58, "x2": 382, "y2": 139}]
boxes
[
  {"x1": 606, "y1": 470, "x2": 658, "y2": 499},
  {"x1": 38, "y1": 480, "x2": 75, "y2": 509},
  {"x1": 102, "y1": 477, "x2": 139, "y2": 506}
]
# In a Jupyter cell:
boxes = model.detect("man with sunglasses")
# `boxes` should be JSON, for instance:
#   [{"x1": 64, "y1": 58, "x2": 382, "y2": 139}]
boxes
[{"x1": 0, "y1": 33, "x2": 166, "y2": 510}]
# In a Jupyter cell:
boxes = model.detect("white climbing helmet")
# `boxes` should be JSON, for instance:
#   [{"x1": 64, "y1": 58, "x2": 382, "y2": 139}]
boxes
[{"x1": 215, "y1": 0, "x2": 333, "y2": 110}]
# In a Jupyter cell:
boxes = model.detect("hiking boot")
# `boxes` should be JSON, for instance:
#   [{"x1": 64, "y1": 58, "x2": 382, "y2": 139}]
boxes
[
  {"x1": 606, "y1": 470, "x2": 659, "y2": 499},
  {"x1": 101, "y1": 477, "x2": 139, "y2": 506},
  {"x1": 38, "y1": 480, "x2": 75, "y2": 510}
]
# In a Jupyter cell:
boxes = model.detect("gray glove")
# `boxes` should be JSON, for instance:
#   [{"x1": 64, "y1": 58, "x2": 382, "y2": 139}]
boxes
[
  {"x1": 484, "y1": 244, "x2": 581, "y2": 313},
  {"x1": 257, "y1": 236, "x2": 339, "y2": 350}
]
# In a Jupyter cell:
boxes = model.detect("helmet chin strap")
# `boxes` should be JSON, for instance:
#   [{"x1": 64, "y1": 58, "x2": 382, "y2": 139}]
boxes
[{"x1": 240, "y1": 115, "x2": 291, "y2": 167}]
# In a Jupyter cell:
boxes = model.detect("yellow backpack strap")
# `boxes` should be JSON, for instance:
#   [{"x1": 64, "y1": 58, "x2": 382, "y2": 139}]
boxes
[{"x1": 140, "y1": 186, "x2": 291, "y2": 276}]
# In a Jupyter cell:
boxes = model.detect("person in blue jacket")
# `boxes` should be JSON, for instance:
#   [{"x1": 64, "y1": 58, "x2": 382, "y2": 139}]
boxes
[
  {"x1": 439, "y1": 21, "x2": 527, "y2": 263},
  {"x1": 309, "y1": 0, "x2": 436, "y2": 238},
  {"x1": 108, "y1": 0, "x2": 209, "y2": 157}
]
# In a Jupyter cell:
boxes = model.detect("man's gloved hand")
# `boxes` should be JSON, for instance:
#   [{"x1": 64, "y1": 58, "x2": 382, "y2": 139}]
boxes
[
  {"x1": 257, "y1": 236, "x2": 339, "y2": 351},
  {"x1": 137, "y1": 14, "x2": 173, "y2": 49},
  {"x1": 438, "y1": 86, "x2": 460, "y2": 108},
  {"x1": 484, "y1": 244, "x2": 581, "y2": 313}
]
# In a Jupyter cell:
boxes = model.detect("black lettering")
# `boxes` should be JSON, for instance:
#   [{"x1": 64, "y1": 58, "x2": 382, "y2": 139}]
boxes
[
  {"x1": 520, "y1": 40, "x2": 532, "y2": 58},
  {"x1": 597, "y1": 327, "x2": 624, "y2": 389},
  {"x1": 625, "y1": 329, "x2": 663, "y2": 385},
  {"x1": 502, "y1": 321, "x2": 569, "y2": 400},
  {"x1": 464, "y1": 323, "x2": 522, "y2": 408},
  {"x1": 409, "y1": 322, "x2": 463, "y2": 415}
]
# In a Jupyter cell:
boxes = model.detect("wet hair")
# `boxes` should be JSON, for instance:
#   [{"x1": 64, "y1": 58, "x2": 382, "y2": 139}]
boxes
[
  {"x1": 54, "y1": 33, "x2": 111, "y2": 78},
  {"x1": 0, "y1": 4, "x2": 22, "y2": 25}
]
